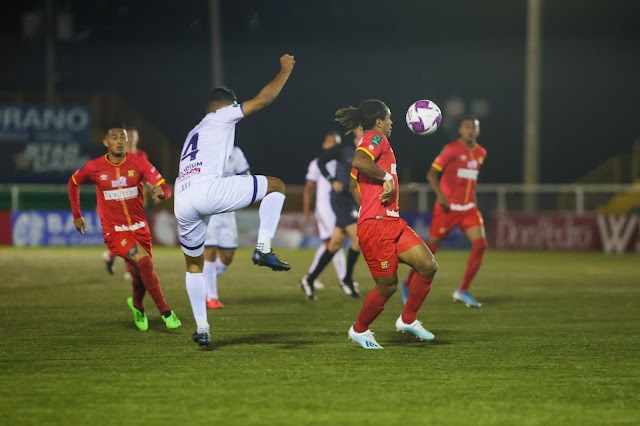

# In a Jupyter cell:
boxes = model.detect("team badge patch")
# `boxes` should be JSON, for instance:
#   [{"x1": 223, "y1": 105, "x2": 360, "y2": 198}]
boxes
[
  {"x1": 128, "y1": 170, "x2": 136, "y2": 177},
  {"x1": 371, "y1": 135, "x2": 382, "y2": 146},
  {"x1": 380, "y1": 260, "x2": 389, "y2": 270},
  {"x1": 120, "y1": 239, "x2": 128, "y2": 246}
]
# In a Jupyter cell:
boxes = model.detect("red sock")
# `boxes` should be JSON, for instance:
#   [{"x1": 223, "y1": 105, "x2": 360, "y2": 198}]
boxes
[
  {"x1": 404, "y1": 269, "x2": 416, "y2": 289},
  {"x1": 401, "y1": 271, "x2": 433, "y2": 324},
  {"x1": 354, "y1": 288, "x2": 389, "y2": 333},
  {"x1": 131, "y1": 274, "x2": 146, "y2": 310},
  {"x1": 136, "y1": 256, "x2": 171, "y2": 314},
  {"x1": 426, "y1": 242, "x2": 439, "y2": 254},
  {"x1": 459, "y1": 238, "x2": 487, "y2": 291}
]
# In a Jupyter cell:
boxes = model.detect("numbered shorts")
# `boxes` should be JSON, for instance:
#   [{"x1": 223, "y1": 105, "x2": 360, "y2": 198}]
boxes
[
  {"x1": 205, "y1": 211, "x2": 238, "y2": 249},
  {"x1": 357, "y1": 218, "x2": 425, "y2": 277},
  {"x1": 314, "y1": 203, "x2": 337, "y2": 240},
  {"x1": 174, "y1": 175, "x2": 268, "y2": 256},
  {"x1": 104, "y1": 229, "x2": 152, "y2": 258},
  {"x1": 429, "y1": 204, "x2": 484, "y2": 240},
  {"x1": 331, "y1": 192, "x2": 359, "y2": 229}
]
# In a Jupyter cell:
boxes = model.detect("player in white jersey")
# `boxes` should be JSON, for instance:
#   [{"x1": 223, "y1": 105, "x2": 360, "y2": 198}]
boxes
[
  {"x1": 174, "y1": 54, "x2": 295, "y2": 347},
  {"x1": 204, "y1": 145, "x2": 251, "y2": 310},
  {"x1": 302, "y1": 132, "x2": 347, "y2": 292}
]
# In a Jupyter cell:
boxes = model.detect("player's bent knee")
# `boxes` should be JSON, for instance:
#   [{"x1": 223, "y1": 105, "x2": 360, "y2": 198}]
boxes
[
  {"x1": 416, "y1": 258, "x2": 438, "y2": 277},
  {"x1": 473, "y1": 238, "x2": 488, "y2": 252},
  {"x1": 266, "y1": 177, "x2": 286, "y2": 195}
]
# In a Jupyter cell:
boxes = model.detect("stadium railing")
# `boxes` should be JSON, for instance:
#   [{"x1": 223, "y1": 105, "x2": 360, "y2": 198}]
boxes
[{"x1": 2, "y1": 183, "x2": 639, "y2": 214}]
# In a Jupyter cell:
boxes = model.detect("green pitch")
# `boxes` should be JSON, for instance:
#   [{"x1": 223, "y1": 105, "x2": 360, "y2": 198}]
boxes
[{"x1": 1, "y1": 247, "x2": 638, "y2": 425}]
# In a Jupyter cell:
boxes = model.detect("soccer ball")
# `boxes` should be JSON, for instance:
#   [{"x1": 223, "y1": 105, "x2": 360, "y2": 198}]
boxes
[{"x1": 405, "y1": 100, "x2": 442, "y2": 136}]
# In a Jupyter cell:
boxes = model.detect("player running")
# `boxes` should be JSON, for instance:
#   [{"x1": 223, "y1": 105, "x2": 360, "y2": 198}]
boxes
[
  {"x1": 401, "y1": 116, "x2": 488, "y2": 308},
  {"x1": 337, "y1": 99, "x2": 438, "y2": 349},
  {"x1": 174, "y1": 54, "x2": 295, "y2": 347},
  {"x1": 68, "y1": 126, "x2": 182, "y2": 332}
]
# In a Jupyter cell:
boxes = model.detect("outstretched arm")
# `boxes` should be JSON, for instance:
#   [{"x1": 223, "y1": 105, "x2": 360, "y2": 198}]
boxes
[{"x1": 242, "y1": 54, "x2": 296, "y2": 116}]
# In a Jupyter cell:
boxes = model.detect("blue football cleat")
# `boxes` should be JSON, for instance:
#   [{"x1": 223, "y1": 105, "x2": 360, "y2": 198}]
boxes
[
  {"x1": 453, "y1": 290, "x2": 482, "y2": 308},
  {"x1": 252, "y1": 249, "x2": 291, "y2": 271},
  {"x1": 192, "y1": 331, "x2": 211, "y2": 347},
  {"x1": 400, "y1": 280, "x2": 409, "y2": 305}
]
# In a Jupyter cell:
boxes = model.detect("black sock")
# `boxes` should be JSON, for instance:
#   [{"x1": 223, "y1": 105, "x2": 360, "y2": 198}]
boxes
[
  {"x1": 307, "y1": 248, "x2": 336, "y2": 284},
  {"x1": 162, "y1": 310, "x2": 172, "y2": 318},
  {"x1": 344, "y1": 248, "x2": 360, "y2": 282}
]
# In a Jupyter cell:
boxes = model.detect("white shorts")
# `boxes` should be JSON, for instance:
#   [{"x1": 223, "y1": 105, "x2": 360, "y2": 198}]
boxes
[
  {"x1": 314, "y1": 203, "x2": 336, "y2": 240},
  {"x1": 174, "y1": 175, "x2": 268, "y2": 256},
  {"x1": 205, "y1": 211, "x2": 238, "y2": 249}
]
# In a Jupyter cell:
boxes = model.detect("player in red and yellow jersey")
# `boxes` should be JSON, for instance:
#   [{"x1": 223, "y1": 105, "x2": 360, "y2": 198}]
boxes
[
  {"x1": 102, "y1": 127, "x2": 151, "y2": 279},
  {"x1": 68, "y1": 127, "x2": 181, "y2": 332},
  {"x1": 403, "y1": 115, "x2": 487, "y2": 308},
  {"x1": 336, "y1": 99, "x2": 439, "y2": 349}
]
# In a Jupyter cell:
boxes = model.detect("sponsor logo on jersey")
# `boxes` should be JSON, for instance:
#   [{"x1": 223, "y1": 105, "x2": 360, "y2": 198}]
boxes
[
  {"x1": 114, "y1": 221, "x2": 146, "y2": 232},
  {"x1": 99, "y1": 174, "x2": 108, "y2": 181},
  {"x1": 457, "y1": 168, "x2": 479, "y2": 180},
  {"x1": 386, "y1": 209, "x2": 399, "y2": 217},
  {"x1": 111, "y1": 176, "x2": 127, "y2": 187},
  {"x1": 371, "y1": 135, "x2": 382, "y2": 146},
  {"x1": 391, "y1": 163, "x2": 397, "y2": 174},
  {"x1": 368, "y1": 144, "x2": 375, "y2": 151},
  {"x1": 380, "y1": 260, "x2": 389, "y2": 269},
  {"x1": 127, "y1": 170, "x2": 135, "y2": 177},
  {"x1": 466, "y1": 160, "x2": 478, "y2": 169},
  {"x1": 103, "y1": 187, "x2": 139, "y2": 201}
]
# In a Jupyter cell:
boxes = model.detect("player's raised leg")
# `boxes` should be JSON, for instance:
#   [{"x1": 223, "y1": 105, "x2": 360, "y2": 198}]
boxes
[{"x1": 251, "y1": 176, "x2": 291, "y2": 271}]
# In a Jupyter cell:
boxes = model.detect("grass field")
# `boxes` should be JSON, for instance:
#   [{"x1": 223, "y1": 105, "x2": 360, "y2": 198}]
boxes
[{"x1": 1, "y1": 247, "x2": 639, "y2": 425}]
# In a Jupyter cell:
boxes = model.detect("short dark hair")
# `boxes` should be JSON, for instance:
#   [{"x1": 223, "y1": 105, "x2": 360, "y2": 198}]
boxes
[
  {"x1": 103, "y1": 124, "x2": 126, "y2": 136},
  {"x1": 459, "y1": 115, "x2": 479, "y2": 126},
  {"x1": 208, "y1": 87, "x2": 237, "y2": 105}
]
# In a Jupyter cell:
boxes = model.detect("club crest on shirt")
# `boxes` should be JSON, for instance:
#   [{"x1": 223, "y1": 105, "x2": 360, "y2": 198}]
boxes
[
  {"x1": 371, "y1": 135, "x2": 382, "y2": 146},
  {"x1": 128, "y1": 170, "x2": 136, "y2": 177},
  {"x1": 380, "y1": 260, "x2": 389, "y2": 269},
  {"x1": 120, "y1": 239, "x2": 127, "y2": 246}
]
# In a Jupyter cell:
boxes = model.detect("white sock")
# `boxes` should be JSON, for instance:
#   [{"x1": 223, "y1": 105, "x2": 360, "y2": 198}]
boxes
[
  {"x1": 185, "y1": 272, "x2": 209, "y2": 332},
  {"x1": 257, "y1": 192, "x2": 285, "y2": 253},
  {"x1": 332, "y1": 248, "x2": 347, "y2": 282},
  {"x1": 308, "y1": 245, "x2": 325, "y2": 274},
  {"x1": 203, "y1": 260, "x2": 218, "y2": 300},
  {"x1": 215, "y1": 258, "x2": 228, "y2": 276}
]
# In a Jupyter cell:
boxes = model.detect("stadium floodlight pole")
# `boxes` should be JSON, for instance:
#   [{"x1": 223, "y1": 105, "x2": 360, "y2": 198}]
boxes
[
  {"x1": 523, "y1": 0, "x2": 542, "y2": 212},
  {"x1": 209, "y1": 0, "x2": 224, "y2": 87},
  {"x1": 45, "y1": 0, "x2": 56, "y2": 104}
]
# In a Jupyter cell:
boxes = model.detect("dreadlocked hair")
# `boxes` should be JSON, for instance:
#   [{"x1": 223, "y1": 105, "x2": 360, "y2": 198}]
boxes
[{"x1": 335, "y1": 99, "x2": 388, "y2": 133}]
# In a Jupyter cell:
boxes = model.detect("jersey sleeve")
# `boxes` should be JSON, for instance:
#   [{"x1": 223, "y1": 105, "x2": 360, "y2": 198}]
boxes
[
  {"x1": 233, "y1": 147, "x2": 251, "y2": 175},
  {"x1": 68, "y1": 161, "x2": 95, "y2": 219},
  {"x1": 350, "y1": 167, "x2": 358, "y2": 180},
  {"x1": 432, "y1": 144, "x2": 456, "y2": 172},
  {"x1": 355, "y1": 133, "x2": 387, "y2": 162},
  {"x1": 305, "y1": 159, "x2": 320, "y2": 182},
  {"x1": 216, "y1": 103, "x2": 245, "y2": 124},
  {"x1": 138, "y1": 156, "x2": 166, "y2": 186}
]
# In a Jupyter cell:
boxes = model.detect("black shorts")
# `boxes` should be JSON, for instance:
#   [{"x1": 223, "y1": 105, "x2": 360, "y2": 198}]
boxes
[{"x1": 331, "y1": 192, "x2": 359, "y2": 228}]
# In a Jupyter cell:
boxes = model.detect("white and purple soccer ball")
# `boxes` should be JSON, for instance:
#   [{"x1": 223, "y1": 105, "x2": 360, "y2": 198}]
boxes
[{"x1": 405, "y1": 100, "x2": 442, "y2": 136}]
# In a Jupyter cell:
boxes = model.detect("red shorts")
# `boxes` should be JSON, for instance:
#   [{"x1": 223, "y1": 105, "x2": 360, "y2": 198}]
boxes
[
  {"x1": 429, "y1": 204, "x2": 484, "y2": 240},
  {"x1": 104, "y1": 230, "x2": 152, "y2": 258},
  {"x1": 357, "y1": 218, "x2": 425, "y2": 277}
]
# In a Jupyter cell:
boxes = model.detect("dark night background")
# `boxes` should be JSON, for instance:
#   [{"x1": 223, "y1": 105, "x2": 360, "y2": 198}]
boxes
[{"x1": 1, "y1": 0, "x2": 639, "y2": 184}]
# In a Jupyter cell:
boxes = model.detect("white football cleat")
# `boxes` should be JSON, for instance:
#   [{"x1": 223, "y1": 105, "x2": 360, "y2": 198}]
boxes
[
  {"x1": 395, "y1": 316, "x2": 435, "y2": 341},
  {"x1": 348, "y1": 325, "x2": 383, "y2": 349}
]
